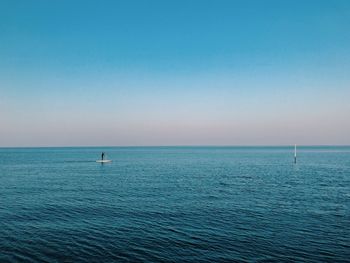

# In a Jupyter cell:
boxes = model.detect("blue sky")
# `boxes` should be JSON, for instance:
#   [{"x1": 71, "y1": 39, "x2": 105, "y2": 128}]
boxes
[{"x1": 1, "y1": 0, "x2": 350, "y2": 146}]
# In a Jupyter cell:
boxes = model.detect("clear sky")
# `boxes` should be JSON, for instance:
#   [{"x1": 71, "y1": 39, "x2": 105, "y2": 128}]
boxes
[{"x1": 1, "y1": 0, "x2": 350, "y2": 146}]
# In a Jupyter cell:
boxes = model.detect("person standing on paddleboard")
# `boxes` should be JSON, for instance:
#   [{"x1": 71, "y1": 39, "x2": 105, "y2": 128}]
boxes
[{"x1": 101, "y1": 152, "x2": 105, "y2": 160}]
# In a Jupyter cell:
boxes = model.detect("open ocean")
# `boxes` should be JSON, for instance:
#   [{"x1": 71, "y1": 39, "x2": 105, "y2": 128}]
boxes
[{"x1": 0, "y1": 146, "x2": 349, "y2": 262}]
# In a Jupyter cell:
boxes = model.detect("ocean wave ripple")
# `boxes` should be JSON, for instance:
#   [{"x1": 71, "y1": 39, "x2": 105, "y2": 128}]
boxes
[{"x1": 0, "y1": 147, "x2": 349, "y2": 262}]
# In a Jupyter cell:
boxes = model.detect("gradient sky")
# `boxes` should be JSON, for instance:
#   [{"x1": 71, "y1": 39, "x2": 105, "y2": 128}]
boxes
[{"x1": 1, "y1": 0, "x2": 350, "y2": 146}]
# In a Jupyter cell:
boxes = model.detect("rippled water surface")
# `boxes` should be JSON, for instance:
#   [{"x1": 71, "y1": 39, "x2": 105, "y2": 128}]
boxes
[{"x1": 0, "y1": 146, "x2": 349, "y2": 262}]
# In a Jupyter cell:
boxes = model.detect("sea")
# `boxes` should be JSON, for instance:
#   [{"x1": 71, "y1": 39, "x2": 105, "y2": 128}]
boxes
[{"x1": 0, "y1": 146, "x2": 349, "y2": 262}]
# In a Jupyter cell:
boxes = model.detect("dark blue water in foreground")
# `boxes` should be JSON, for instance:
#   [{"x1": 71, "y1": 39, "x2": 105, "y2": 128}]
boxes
[{"x1": 0, "y1": 146, "x2": 349, "y2": 262}]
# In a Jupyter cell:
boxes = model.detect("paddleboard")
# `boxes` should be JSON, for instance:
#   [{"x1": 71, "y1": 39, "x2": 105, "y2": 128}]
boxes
[{"x1": 96, "y1": 160, "x2": 112, "y2": 163}]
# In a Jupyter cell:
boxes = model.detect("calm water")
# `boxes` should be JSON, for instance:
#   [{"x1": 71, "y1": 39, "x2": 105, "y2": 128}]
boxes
[{"x1": 0, "y1": 146, "x2": 349, "y2": 262}]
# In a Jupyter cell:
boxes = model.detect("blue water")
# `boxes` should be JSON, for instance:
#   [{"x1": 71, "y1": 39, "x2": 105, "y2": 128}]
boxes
[{"x1": 0, "y1": 146, "x2": 349, "y2": 262}]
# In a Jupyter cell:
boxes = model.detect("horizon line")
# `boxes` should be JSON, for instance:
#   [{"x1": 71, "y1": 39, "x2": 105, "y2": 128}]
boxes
[{"x1": 1, "y1": 144, "x2": 350, "y2": 149}]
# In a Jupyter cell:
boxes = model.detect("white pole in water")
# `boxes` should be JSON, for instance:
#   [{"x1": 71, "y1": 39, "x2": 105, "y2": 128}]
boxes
[{"x1": 294, "y1": 144, "x2": 297, "y2": 164}]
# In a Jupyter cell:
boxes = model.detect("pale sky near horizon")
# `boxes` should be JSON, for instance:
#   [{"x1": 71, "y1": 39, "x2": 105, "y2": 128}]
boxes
[{"x1": 1, "y1": 0, "x2": 350, "y2": 146}]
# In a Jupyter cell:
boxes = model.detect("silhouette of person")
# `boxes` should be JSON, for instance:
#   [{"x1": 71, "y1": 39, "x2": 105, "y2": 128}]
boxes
[{"x1": 101, "y1": 152, "x2": 105, "y2": 160}]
